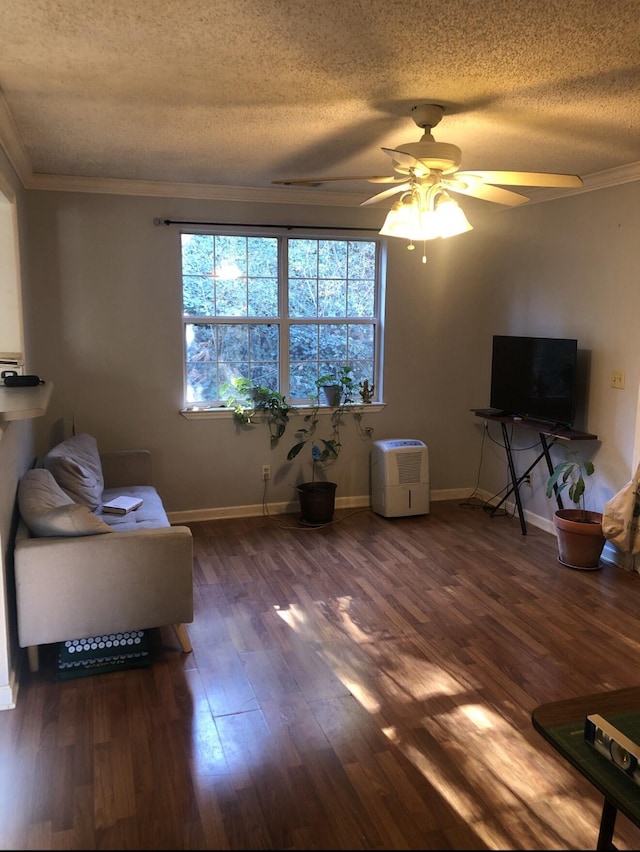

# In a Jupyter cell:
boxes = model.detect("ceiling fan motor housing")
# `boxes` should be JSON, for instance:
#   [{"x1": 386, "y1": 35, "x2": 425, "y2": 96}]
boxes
[{"x1": 393, "y1": 141, "x2": 462, "y2": 174}]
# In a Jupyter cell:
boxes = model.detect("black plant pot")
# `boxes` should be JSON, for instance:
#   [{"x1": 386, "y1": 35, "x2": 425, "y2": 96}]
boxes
[{"x1": 297, "y1": 481, "x2": 337, "y2": 525}]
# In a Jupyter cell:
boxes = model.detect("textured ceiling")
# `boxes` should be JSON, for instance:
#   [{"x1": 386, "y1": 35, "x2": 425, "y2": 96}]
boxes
[{"x1": 1, "y1": 0, "x2": 640, "y2": 204}]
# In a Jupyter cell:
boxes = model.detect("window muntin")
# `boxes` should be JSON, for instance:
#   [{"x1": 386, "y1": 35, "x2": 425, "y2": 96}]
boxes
[
  {"x1": 289, "y1": 322, "x2": 376, "y2": 399},
  {"x1": 181, "y1": 230, "x2": 382, "y2": 407}
]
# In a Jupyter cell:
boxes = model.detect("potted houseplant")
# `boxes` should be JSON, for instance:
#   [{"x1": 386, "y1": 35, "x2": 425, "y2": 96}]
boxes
[
  {"x1": 221, "y1": 378, "x2": 292, "y2": 448},
  {"x1": 287, "y1": 366, "x2": 367, "y2": 525},
  {"x1": 545, "y1": 452, "x2": 605, "y2": 570},
  {"x1": 318, "y1": 365, "x2": 355, "y2": 407}
]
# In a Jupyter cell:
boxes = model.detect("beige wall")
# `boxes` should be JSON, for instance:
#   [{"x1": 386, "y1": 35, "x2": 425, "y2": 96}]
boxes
[
  {"x1": 23, "y1": 191, "x2": 492, "y2": 515},
  {"x1": 20, "y1": 182, "x2": 640, "y2": 525},
  {"x1": 1, "y1": 167, "x2": 639, "y2": 706},
  {"x1": 472, "y1": 181, "x2": 640, "y2": 535}
]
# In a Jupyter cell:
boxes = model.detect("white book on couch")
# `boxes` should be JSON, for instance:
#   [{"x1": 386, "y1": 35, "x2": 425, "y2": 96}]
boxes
[{"x1": 102, "y1": 495, "x2": 143, "y2": 515}]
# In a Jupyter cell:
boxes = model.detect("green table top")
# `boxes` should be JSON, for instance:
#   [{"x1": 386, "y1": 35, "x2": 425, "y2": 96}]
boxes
[{"x1": 544, "y1": 711, "x2": 640, "y2": 821}]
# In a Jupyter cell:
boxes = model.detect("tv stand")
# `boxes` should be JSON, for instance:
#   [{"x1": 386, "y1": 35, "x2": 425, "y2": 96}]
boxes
[{"x1": 471, "y1": 411, "x2": 598, "y2": 535}]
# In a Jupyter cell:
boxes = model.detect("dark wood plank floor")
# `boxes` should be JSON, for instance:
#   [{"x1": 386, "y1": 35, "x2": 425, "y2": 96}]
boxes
[{"x1": 2, "y1": 499, "x2": 640, "y2": 850}]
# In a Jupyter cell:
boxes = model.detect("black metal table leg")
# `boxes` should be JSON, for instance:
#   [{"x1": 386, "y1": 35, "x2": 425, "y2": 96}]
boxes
[
  {"x1": 539, "y1": 433, "x2": 564, "y2": 510},
  {"x1": 489, "y1": 422, "x2": 528, "y2": 534},
  {"x1": 596, "y1": 798, "x2": 618, "y2": 850}
]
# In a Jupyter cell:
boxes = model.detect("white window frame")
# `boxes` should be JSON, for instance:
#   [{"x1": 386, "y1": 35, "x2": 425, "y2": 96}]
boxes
[{"x1": 180, "y1": 225, "x2": 386, "y2": 415}]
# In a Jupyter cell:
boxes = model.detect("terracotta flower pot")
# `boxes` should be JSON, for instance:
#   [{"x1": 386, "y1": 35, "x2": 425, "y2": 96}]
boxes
[{"x1": 553, "y1": 509, "x2": 605, "y2": 570}]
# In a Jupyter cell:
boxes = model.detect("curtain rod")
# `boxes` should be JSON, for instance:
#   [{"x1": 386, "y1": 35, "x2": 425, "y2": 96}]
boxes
[{"x1": 153, "y1": 217, "x2": 380, "y2": 233}]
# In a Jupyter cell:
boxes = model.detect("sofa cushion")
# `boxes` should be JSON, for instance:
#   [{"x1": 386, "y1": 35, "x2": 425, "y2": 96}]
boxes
[
  {"x1": 43, "y1": 433, "x2": 104, "y2": 510},
  {"x1": 18, "y1": 469, "x2": 112, "y2": 538},
  {"x1": 98, "y1": 485, "x2": 171, "y2": 531}
]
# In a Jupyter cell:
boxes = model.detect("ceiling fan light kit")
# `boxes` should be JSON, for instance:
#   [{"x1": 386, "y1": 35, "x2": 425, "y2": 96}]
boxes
[
  {"x1": 273, "y1": 103, "x2": 583, "y2": 261},
  {"x1": 379, "y1": 185, "x2": 473, "y2": 242}
]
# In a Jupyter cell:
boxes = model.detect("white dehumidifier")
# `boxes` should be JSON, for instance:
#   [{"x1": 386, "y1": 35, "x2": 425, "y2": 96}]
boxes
[{"x1": 370, "y1": 439, "x2": 430, "y2": 517}]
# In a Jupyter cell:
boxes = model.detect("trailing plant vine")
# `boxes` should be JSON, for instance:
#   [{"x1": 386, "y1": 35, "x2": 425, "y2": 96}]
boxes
[
  {"x1": 222, "y1": 366, "x2": 375, "y2": 466},
  {"x1": 221, "y1": 378, "x2": 293, "y2": 448},
  {"x1": 286, "y1": 366, "x2": 374, "y2": 479}
]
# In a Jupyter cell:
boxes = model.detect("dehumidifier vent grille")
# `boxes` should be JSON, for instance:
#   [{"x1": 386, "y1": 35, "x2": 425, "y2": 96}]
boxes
[{"x1": 396, "y1": 452, "x2": 424, "y2": 485}]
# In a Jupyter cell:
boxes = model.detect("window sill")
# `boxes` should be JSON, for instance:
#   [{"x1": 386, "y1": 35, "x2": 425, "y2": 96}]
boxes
[
  {"x1": 0, "y1": 381, "x2": 52, "y2": 422},
  {"x1": 180, "y1": 402, "x2": 386, "y2": 420}
]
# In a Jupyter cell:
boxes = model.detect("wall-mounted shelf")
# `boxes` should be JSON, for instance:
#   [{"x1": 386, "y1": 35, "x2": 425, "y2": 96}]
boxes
[{"x1": 0, "y1": 381, "x2": 52, "y2": 422}]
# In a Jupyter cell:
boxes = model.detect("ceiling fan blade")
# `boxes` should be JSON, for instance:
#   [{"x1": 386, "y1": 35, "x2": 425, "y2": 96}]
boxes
[
  {"x1": 456, "y1": 170, "x2": 583, "y2": 188},
  {"x1": 360, "y1": 182, "x2": 411, "y2": 206},
  {"x1": 381, "y1": 147, "x2": 415, "y2": 167},
  {"x1": 381, "y1": 147, "x2": 430, "y2": 176},
  {"x1": 271, "y1": 175, "x2": 393, "y2": 186},
  {"x1": 444, "y1": 178, "x2": 529, "y2": 206},
  {"x1": 368, "y1": 176, "x2": 408, "y2": 184}
]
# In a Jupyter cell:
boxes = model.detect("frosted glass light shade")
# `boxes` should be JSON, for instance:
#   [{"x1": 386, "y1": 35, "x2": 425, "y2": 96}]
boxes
[
  {"x1": 379, "y1": 190, "x2": 473, "y2": 241},
  {"x1": 379, "y1": 198, "x2": 417, "y2": 238},
  {"x1": 379, "y1": 198, "x2": 440, "y2": 241},
  {"x1": 433, "y1": 196, "x2": 473, "y2": 237}
]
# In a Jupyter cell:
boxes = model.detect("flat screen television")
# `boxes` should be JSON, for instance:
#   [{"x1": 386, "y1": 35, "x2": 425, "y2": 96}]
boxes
[{"x1": 490, "y1": 335, "x2": 578, "y2": 427}]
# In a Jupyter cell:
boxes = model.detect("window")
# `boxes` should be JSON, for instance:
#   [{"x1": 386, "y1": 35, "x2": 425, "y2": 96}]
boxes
[{"x1": 181, "y1": 228, "x2": 384, "y2": 408}]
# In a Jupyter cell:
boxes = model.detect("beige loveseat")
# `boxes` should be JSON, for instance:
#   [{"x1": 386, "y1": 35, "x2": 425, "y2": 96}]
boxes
[{"x1": 14, "y1": 434, "x2": 194, "y2": 673}]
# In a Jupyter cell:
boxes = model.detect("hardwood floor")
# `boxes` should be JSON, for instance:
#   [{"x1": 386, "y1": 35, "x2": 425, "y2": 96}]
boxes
[{"x1": 2, "y1": 499, "x2": 640, "y2": 850}]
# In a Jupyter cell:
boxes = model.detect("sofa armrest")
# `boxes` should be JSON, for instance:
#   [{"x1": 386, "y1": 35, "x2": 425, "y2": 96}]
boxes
[
  {"x1": 15, "y1": 525, "x2": 193, "y2": 648},
  {"x1": 100, "y1": 450, "x2": 153, "y2": 488}
]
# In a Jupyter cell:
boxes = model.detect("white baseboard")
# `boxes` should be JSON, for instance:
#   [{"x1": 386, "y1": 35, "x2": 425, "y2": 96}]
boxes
[
  {"x1": 167, "y1": 487, "x2": 474, "y2": 524},
  {"x1": 479, "y1": 491, "x2": 629, "y2": 570},
  {"x1": 169, "y1": 493, "x2": 374, "y2": 523},
  {"x1": 167, "y1": 487, "x2": 633, "y2": 572},
  {"x1": 0, "y1": 672, "x2": 18, "y2": 711}
]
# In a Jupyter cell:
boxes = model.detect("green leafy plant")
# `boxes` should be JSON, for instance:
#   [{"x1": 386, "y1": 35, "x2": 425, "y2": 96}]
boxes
[
  {"x1": 221, "y1": 378, "x2": 293, "y2": 448},
  {"x1": 545, "y1": 452, "x2": 595, "y2": 521},
  {"x1": 317, "y1": 365, "x2": 355, "y2": 406},
  {"x1": 286, "y1": 366, "x2": 372, "y2": 478}
]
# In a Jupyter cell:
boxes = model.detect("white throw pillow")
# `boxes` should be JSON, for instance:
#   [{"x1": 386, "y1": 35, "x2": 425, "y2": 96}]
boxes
[
  {"x1": 18, "y1": 468, "x2": 112, "y2": 537},
  {"x1": 43, "y1": 433, "x2": 105, "y2": 509}
]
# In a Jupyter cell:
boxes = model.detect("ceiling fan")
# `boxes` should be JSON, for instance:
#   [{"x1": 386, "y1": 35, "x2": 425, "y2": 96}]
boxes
[{"x1": 272, "y1": 103, "x2": 583, "y2": 209}]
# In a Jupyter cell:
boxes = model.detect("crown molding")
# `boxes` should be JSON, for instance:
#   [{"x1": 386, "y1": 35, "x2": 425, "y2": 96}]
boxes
[
  {"x1": 0, "y1": 90, "x2": 33, "y2": 183},
  {"x1": 581, "y1": 162, "x2": 640, "y2": 191},
  {"x1": 21, "y1": 162, "x2": 640, "y2": 207},
  {"x1": 22, "y1": 172, "x2": 369, "y2": 206},
  {"x1": 1, "y1": 88, "x2": 639, "y2": 205},
  {"x1": 523, "y1": 162, "x2": 640, "y2": 205}
]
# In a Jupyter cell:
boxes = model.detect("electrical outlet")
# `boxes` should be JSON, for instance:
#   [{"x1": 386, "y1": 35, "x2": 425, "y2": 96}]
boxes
[
  {"x1": 523, "y1": 474, "x2": 532, "y2": 486},
  {"x1": 261, "y1": 465, "x2": 271, "y2": 480},
  {"x1": 611, "y1": 370, "x2": 626, "y2": 389}
]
